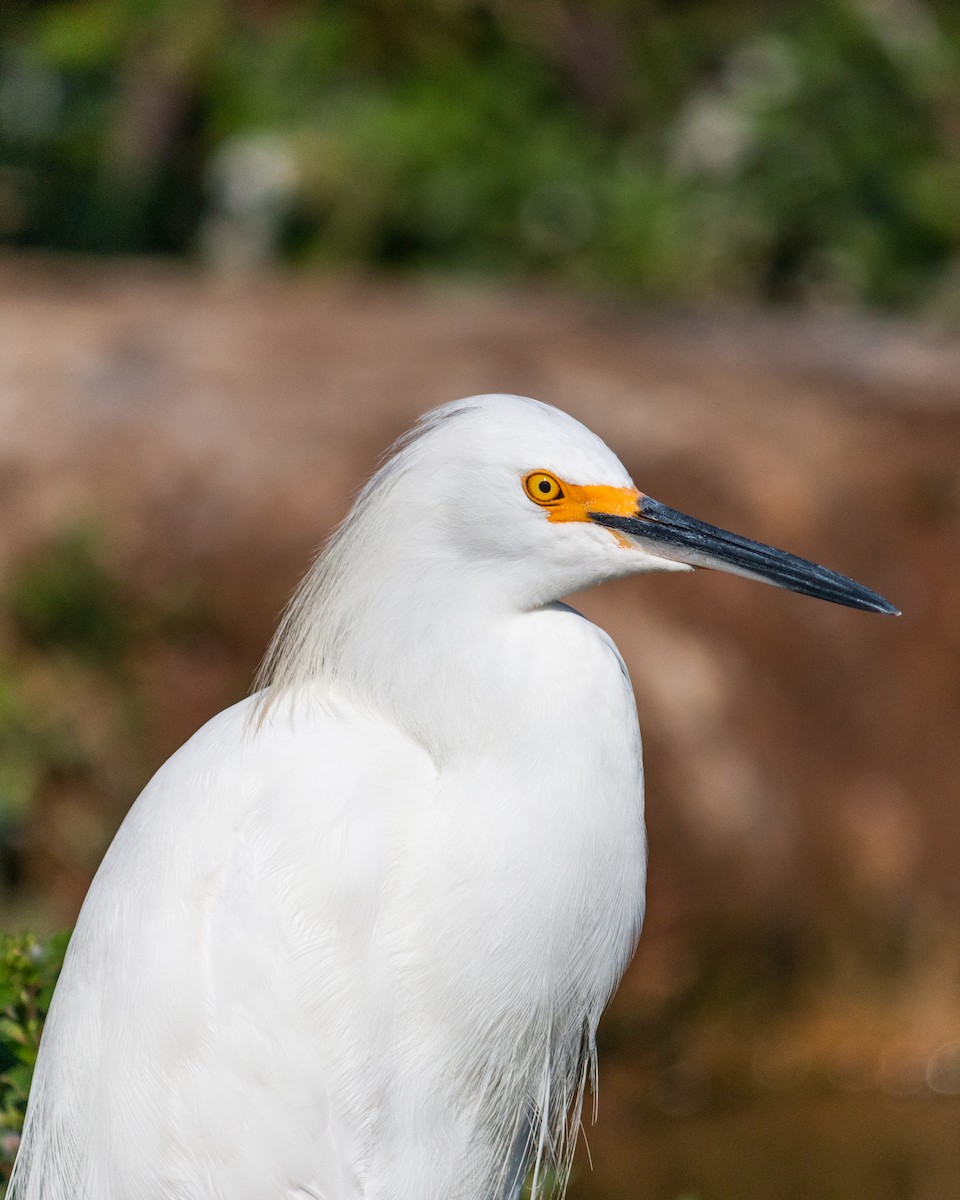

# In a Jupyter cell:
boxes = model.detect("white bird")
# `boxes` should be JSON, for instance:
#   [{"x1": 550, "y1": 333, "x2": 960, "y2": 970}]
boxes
[{"x1": 10, "y1": 395, "x2": 896, "y2": 1200}]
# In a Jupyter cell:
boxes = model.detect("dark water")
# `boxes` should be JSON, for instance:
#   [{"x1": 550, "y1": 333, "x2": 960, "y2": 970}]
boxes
[{"x1": 571, "y1": 1093, "x2": 960, "y2": 1200}]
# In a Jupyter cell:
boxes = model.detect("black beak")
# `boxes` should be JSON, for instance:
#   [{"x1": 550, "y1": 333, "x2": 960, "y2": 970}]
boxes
[{"x1": 590, "y1": 496, "x2": 900, "y2": 615}]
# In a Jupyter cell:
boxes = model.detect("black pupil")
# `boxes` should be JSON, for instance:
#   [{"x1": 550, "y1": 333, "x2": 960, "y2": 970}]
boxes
[{"x1": 538, "y1": 480, "x2": 553, "y2": 494}]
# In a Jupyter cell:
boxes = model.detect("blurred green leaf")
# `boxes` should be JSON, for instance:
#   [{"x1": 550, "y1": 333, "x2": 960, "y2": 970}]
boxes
[
  {"x1": 9, "y1": 527, "x2": 129, "y2": 665},
  {"x1": 3, "y1": 0, "x2": 960, "y2": 308},
  {"x1": 0, "y1": 931, "x2": 68, "y2": 1168}
]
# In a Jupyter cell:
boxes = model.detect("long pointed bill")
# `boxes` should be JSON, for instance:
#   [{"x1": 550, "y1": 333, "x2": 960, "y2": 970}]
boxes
[{"x1": 590, "y1": 496, "x2": 900, "y2": 615}]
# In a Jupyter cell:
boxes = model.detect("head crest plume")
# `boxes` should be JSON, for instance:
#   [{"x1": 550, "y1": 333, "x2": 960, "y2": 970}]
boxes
[{"x1": 254, "y1": 400, "x2": 485, "y2": 708}]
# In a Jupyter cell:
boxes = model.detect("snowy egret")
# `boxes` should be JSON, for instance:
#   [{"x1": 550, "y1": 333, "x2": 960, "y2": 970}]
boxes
[{"x1": 11, "y1": 395, "x2": 897, "y2": 1200}]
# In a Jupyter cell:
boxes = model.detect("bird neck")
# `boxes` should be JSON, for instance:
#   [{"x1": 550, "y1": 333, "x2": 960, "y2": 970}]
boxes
[
  {"x1": 333, "y1": 584, "x2": 526, "y2": 761},
  {"x1": 256, "y1": 456, "x2": 571, "y2": 760},
  {"x1": 258, "y1": 532, "x2": 529, "y2": 760}
]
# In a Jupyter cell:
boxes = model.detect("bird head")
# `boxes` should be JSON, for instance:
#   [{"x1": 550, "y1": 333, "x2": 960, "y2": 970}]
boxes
[
  {"x1": 256, "y1": 394, "x2": 897, "y2": 731},
  {"x1": 391, "y1": 394, "x2": 899, "y2": 616}
]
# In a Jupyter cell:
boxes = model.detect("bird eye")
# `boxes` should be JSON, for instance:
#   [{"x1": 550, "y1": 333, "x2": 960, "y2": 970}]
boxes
[{"x1": 524, "y1": 472, "x2": 564, "y2": 505}]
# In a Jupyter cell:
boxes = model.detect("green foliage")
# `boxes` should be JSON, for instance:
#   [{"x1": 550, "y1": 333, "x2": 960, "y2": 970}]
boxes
[
  {"x1": 0, "y1": 526, "x2": 141, "y2": 895},
  {"x1": 0, "y1": 664, "x2": 79, "y2": 829},
  {"x1": 3, "y1": 1, "x2": 960, "y2": 306},
  {"x1": 9, "y1": 527, "x2": 130, "y2": 666},
  {"x1": 0, "y1": 932, "x2": 68, "y2": 1179}
]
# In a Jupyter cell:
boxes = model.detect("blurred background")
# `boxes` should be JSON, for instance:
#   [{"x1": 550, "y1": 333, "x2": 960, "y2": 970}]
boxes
[{"x1": 1, "y1": 1, "x2": 959, "y2": 1197}]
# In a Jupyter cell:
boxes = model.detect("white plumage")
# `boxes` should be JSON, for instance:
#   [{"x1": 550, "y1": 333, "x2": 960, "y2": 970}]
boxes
[{"x1": 11, "y1": 395, "x2": 896, "y2": 1200}]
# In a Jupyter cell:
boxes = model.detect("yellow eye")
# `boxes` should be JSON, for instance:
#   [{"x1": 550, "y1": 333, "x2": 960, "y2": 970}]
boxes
[{"x1": 524, "y1": 472, "x2": 564, "y2": 505}]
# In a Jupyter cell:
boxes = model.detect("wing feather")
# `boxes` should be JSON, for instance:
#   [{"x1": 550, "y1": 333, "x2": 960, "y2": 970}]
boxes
[{"x1": 11, "y1": 690, "x2": 436, "y2": 1200}]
